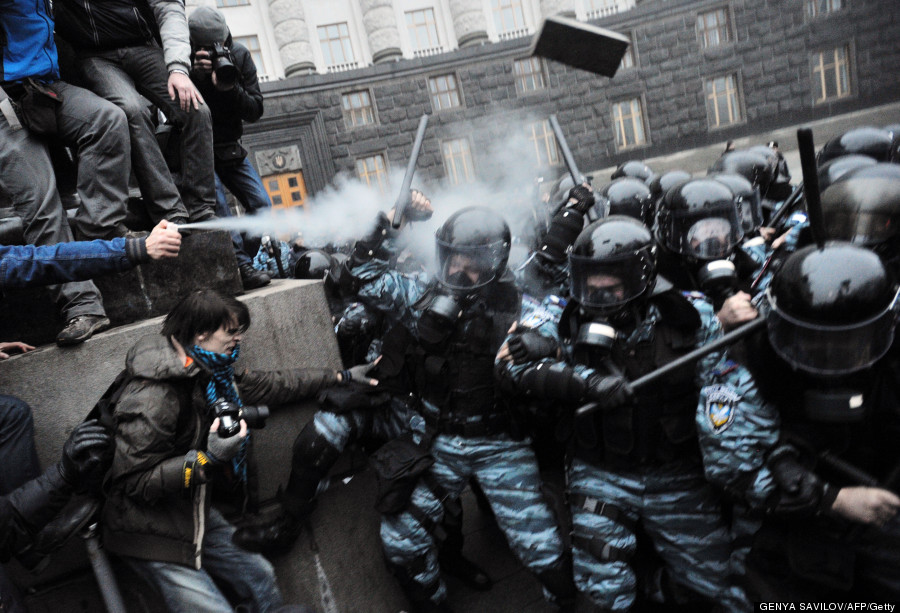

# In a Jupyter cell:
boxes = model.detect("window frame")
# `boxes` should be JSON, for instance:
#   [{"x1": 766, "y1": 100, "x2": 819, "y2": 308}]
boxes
[
  {"x1": 611, "y1": 97, "x2": 649, "y2": 151},
  {"x1": 527, "y1": 119, "x2": 560, "y2": 168},
  {"x1": 355, "y1": 153, "x2": 390, "y2": 194},
  {"x1": 811, "y1": 43, "x2": 853, "y2": 104},
  {"x1": 806, "y1": 0, "x2": 844, "y2": 18},
  {"x1": 696, "y1": 6, "x2": 733, "y2": 49},
  {"x1": 317, "y1": 22, "x2": 356, "y2": 68},
  {"x1": 341, "y1": 89, "x2": 377, "y2": 129},
  {"x1": 428, "y1": 73, "x2": 463, "y2": 112},
  {"x1": 216, "y1": 0, "x2": 249, "y2": 8},
  {"x1": 441, "y1": 137, "x2": 476, "y2": 185},
  {"x1": 232, "y1": 35, "x2": 266, "y2": 79},
  {"x1": 405, "y1": 7, "x2": 441, "y2": 53},
  {"x1": 513, "y1": 57, "x2": 547, "y2": 95},
  {"x1": 704, "y1": 72, "x2": 745, "y2": 129}
]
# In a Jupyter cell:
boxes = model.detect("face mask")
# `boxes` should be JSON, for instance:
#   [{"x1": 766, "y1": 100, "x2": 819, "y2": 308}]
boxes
[{"x1": 446, "y1": 270, "x2": 477, "y2": 289}]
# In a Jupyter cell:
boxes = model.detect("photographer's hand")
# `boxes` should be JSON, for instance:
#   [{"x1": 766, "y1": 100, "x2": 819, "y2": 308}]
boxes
[
  {"x1": 205, "y1": 418, "x2": 248, "y2": 463},
  {"x1": 192, "y1": 50, "x2": 213, "y2": 76},
  {"x1": 211, "y1": 71, "x2": 235, "y2": 92}
]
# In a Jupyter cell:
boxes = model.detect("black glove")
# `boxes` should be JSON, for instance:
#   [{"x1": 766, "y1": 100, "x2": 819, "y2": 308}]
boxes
[
  {"x1": 507, "y1": 330, "x2": 558, "y2": 364},
  {"x1": 205, "y1": 429, "x2": 245, "y2": 463},
  {"x1": 767, "y1": 445, "x2": 826, "y2": 516},
  {"x1": 59, "y1": 420, "x2": 113, "y2": 487},
  {"x1": 567, "y1": 185, "x2": 595, "y2": 215},
  {"x1": 585, "y1": 374, "x2": 633, "y2": 410}
]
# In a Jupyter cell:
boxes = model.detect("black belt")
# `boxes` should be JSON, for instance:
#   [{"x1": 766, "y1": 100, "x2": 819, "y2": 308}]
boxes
[
  {"x1": 424, "y1": 412, "x2": 510, "y2": 437},
  {"x1": 569, "y1": 494, "x2": 638, "y2": 532}
]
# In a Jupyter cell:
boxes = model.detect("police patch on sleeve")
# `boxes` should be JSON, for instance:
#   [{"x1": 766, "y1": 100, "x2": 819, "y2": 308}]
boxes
[{"x1": 705, "y1": 384, "x2": 740, "y2": 433}]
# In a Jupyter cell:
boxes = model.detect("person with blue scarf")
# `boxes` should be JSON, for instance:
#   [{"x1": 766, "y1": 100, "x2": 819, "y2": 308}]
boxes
[{"x1": 99, "y1": 289, "x2": 357, "y2": 612}]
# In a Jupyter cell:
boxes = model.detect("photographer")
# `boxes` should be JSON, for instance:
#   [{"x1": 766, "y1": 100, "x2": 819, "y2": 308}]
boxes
[
  {"x1": 101, "y1": 289, "x2": 357, "y2": 612},
  {"x1": 188, "y1": 7, "x2": 272, "y2": 291}
]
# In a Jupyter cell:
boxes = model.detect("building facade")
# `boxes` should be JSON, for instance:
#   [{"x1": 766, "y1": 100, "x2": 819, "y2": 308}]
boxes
[{"x1": 188, "y1": 0, "x2": 900, "y2": 206}]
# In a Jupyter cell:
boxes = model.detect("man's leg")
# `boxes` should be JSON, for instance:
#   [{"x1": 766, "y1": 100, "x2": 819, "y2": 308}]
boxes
[
  {"x1": 121, "y1": 556, "x2": 234, "y2": 613},
  {"x1": 200, "y1": 508, "x2": 284, "y2": 612},
  {"x1": 53, "y1": 82, "x2": 130, "y2": 240},
  {"x1": 77, "y1": 50, "x2": 189, "y2": 225},
  {"x1": 470, "y1": 435, "x2": 574, "y2": 607},
  {"x1": 0, "y1": 118, "x2": 109, "y2": 340},
  {"x1": 214, "y1": 173, "x2": 249, "y2": 266},
  {"x1": 216, "y1": 160, "x2": 271, "y2": 287},
  {"x1": 0, "y1": 395, "x2": 41, "y2": 496}
]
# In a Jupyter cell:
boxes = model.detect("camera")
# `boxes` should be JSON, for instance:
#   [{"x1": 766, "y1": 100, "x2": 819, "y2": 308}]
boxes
[
  {"x1": 211, "y1": 398, "x2": 270, "y2": 438},
  {"x1": 193, "y1": 42, "x2": 239, "y2": 88}
]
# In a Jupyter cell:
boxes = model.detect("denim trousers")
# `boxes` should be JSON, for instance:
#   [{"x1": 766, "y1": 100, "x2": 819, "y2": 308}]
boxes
[
  {"x1": 122, "y1": 507, "x2": 283, "y2": 613},
  {"x1": 77, "y1": 42, "x2": 216, "y2": 223},
  {"x1": 215, "y1": 157, "x2": 273, "y2": 266},
  {"x1": 0, "y1": 112, "x2": 106, "y2": 319}
]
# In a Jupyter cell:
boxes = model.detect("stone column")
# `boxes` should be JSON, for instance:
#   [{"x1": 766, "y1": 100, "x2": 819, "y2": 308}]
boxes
[
  {"x1": 360, "y1": 0, "x2": 402, "y2": 64},
  {"x1": 540, "y1": 0, "x2": 576, "y2": 18},
  {"x1": 268, "y1": 0, "x2": 316, "y2": 77},
  {"x1": 448, "y1": 0, "x2": 489, "y2": 48}
]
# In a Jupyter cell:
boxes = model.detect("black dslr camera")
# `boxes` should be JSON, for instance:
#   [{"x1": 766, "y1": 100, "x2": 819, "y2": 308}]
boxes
[
  {"x1": 211, "y1": 398, "x2": 270, "y2": 438},
  {"x1": 193, "y1": 42, "x2": 239, "y2": 88}
]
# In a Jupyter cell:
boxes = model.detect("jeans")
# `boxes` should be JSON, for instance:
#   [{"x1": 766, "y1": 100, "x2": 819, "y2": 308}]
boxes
[
  {"x1": 77, "y1": 42, "x2": 216, "y2": 223},
  {"x1": 123, "y1": 507, "x2": 282, "y2": 613},
  {"x1": 215, "y1": 157, "x2": 273, "y2": 267},
  {"x1": 0, "y1": 108, "x2": 107, "y2": 319}
]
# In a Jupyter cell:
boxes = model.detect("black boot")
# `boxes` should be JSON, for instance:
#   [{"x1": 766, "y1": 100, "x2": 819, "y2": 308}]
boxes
[
  {"x1": 438, "y1": 549, "x2": 492, "y2": 591},
  {"x1": 17, "y1": 494, "x2": 101, "y2": 573},
  {"x1": 239, "y1": 263, "x2": 271, "y2": 290},
  {"x1": 231, "y1": 504, "x2": 310, "y2": 556}
]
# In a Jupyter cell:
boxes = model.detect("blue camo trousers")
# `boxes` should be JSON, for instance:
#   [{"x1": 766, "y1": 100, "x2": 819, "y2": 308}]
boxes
[
  {"x1": 307, "y1": 399, "x2": 417, "y2": 453},
  {"x1": 568, "y1": 458, "x2": 750, "y2": 612},
  {"x1": 381, "y1": 433, "x2": 566, "y2": 604}
]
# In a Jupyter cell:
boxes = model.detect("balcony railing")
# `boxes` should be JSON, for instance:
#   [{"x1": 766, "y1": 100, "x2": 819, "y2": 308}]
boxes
[
  {"x1": 587, "y1": 0, "x2": 635, "y2": 19},
  {"x1": 326, "y1": 61, "x2": 360, "y2": 73},
  {"x1": 497, "y1": 27, "x2": 532, "y2": 41},
  {"x1": 413, "y1": 46, "x2": 446, "y2": 58}
]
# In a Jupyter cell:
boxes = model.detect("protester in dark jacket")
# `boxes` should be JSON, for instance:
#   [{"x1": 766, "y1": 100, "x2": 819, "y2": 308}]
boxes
[{"x1": 101, "y1": 289, "x2": 349, "y2": 612}]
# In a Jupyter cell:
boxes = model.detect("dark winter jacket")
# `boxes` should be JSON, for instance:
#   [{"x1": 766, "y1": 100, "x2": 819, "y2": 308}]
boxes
[
  {"x1": 101, "y1": 333, "x2": 338, "y2": 567},
  {"x1": 0, "y1": 463, "x2": 73, "y2": 562},
  {"x1": 54, "y1": 0, "x2": 192, "y2": 73}
]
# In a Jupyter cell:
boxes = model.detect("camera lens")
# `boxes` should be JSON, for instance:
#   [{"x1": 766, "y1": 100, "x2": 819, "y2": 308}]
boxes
[{"x1": 239, "y1": 405, "x2": 270, "y2": 429}]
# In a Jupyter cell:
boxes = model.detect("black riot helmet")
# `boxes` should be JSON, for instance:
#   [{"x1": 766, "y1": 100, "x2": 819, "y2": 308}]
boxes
[
  {"x1": 765, "y1": 242, "x2": 899, "y2": 376},
  {"x1": 710, "y1": 172, "x2": 764, "y2": 234},
  {"x1": 708, "y1": 150, "x2": 774, "y2": 197},
  {"x1": 595, "y1": 177, "x2": 655, "y2": 228},
  {"x1": 435, "y1": 206, "x2": 511, "y2": 292},
  {"x1": 569, "y1": 216, "x2": 656, "y2": 314},
  {"x1": 611, "y1": 160, "x2": 655, "y2": 185},
  {"x1": 656, "y1": 178, "x2": 744, "y2": 262},
  {"x1": 817, "y1": 154, "x2": 878, "y2": 193},
  {"x1": 821, "y1": 164, "x2": 900, "y2": 262},
  {"x1": 649, "y1": 170, "x2": 691, "y2": 205},
  {"x1": 817, "y1": 126, "x2": 894, "y2": 166},
  {"x1": 293, "y1": 248, "x2": 334, "y2": 280}
]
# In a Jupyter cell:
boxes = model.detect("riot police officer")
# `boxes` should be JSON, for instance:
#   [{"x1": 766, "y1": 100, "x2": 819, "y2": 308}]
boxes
[
  {"x1": 498, "y1": 216, "x2": 749, "y2": 611},
  {"x1": 697, "y1": 242, "x2": 900, "y2": 601}
]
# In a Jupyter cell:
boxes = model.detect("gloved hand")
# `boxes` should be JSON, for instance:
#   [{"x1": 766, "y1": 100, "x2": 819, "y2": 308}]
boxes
[
  {"x1": 507, "y1": 330, "x2": 558, "y2": 364},
  {"x1": 59, "y1": 419, "x2": 113, "y2": 487},
  {"x1": 567, "y1": 185, "x2": 595, "y2": 214},
  {"x1": 205, "y1": 418, "x2": 247, "y2": 463},
  {"x1": 767, "y1": 445, "x2": 826, "y2": 516},
  {"x1": 341, "y1": 358, "x2": 380, "y2": 386},
  {"x1": 585, "y1": 374, "x2": 633, "y2": 410}
]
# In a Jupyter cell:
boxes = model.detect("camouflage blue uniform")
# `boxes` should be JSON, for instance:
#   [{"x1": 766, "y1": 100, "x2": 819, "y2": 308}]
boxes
[
  {"x1": 352, "y1": 257, "x2": 571, "y2": 608},
  {"x1": 499, "y1": 291, "x2": 751, "y2": 611}
]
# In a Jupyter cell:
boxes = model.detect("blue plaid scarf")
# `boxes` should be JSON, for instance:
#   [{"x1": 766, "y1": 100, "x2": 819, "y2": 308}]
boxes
[{"x1": 190, "y1": 343, "x2": 249, "y2": 482}]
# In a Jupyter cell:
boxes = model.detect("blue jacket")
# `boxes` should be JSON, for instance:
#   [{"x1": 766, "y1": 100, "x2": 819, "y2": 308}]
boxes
[
  {"x1": 0, "y1": 0, "x2": 59, "y2": 84},
  {"x1": 0, "y1": 237, "x2": 146, "y2": 289}
]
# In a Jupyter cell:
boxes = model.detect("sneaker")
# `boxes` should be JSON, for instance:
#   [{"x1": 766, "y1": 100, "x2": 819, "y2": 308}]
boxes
[
  {"x1": 239, "y1": 263, "x2": 271, "y2": 290},
  {"x1": 56, "y1": 315, "x2": 111, "y2": 346}
]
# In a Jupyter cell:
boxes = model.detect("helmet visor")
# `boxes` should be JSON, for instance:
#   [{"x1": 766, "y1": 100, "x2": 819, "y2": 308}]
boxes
[
  {"x1": 436, "y1": 238, "x2": 507, "y2": 291},
  {"x1": 665, "y1": 203, "x2": 743, "y2": 260},
  {"x1": 764, "y1": 288, "x2": 899, "y2": 375},
  {"x1": 569, "y1": 250, "x2": 653, "y2": 310},
  {"x1": 823, "y1": 208, "x2": 897, "y2": 246},
  {"x1": 737, "y1": 189, "x2": 764, "y2": 233}
]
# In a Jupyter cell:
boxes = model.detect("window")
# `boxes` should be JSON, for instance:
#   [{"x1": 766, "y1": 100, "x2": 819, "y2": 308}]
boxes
[
  {"x1": 428, "y1": 74, "x2": 462, "y2": 111},
  {"x1": 406, "y1": 8, "x2": 440, "y2": 52},
  {"x1": 342, "y1": 90, "x2": 376, "y2": 128},
  {"x1": 318, "y1": 22, "x2": 355, "y2": 67},
  {"x1": 620, "y1": 43, "x2": 635, "y2": 70},
  {"x1": 806, "y1": 0, "x2": 842, "y2": 17},
  {"x1": 356, "y1": 154, "x2": 389, "y2": 194},
  {"x1": 441, "y1": 138, "x2": 475, "y2": 185},
  {"x1": 697, "y1": 8, "x2": 731, "y2": 48},
  {"x1": 263, "y1": 172, "x2": 308, "y2": 210},
  {"x1": 528, "y1": 120, "x2": 559, "y2": 167},
  {"x1": 492, "y1": 0, "x2": 527, "y2": 35},
  {"x1": 232, "y1": 35, "x2": 265, "y2": 77},
  {"x1": 216, "y1": 0, "x2": 249, "y2": 7},
  {"x1": 705, "y1": 74, "x2": 743, "y2": 128},
  {"x1": 813, "y1": 45, "x2": 851, "y2": 102},
  {"x1": 612, "y1": 98, "x2": 647, "y2": 149},
  {"x1": 514, "y1": 57, "x2": 546, "y2": 94}
]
